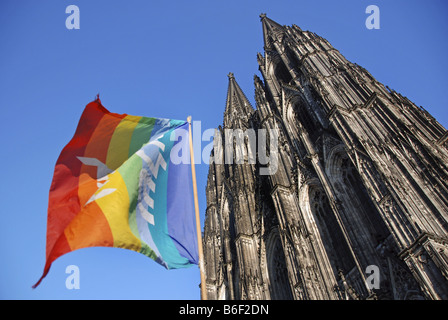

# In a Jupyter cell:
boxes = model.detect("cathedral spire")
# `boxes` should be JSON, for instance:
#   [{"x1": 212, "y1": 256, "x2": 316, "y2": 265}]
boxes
[
  {"x1": 224, "y1": 72, "x2": 254, "y2": 128},
  {"x1": 260, "y1": 14, "x2": 285, "y2": 49},
  {"x1": 205, "y1": 15, "x2": 448, "y2": 301}
]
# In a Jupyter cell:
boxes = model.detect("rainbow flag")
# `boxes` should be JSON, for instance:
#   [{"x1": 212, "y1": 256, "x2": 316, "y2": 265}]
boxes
[{"x1": 33, "y1": 97, "x2": 198, "y2": 288}]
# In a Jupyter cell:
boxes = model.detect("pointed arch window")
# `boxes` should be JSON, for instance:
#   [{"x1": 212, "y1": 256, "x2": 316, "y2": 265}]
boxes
[
  {"x1": 266, "y1": 230, "x2": 294, "y2": 300},
  {"x1": 307, "y1": 186, "x2": 355, "y2": 273},
  {"x1": 274, "y1": 61, "x2": 293, "y2": 84}
]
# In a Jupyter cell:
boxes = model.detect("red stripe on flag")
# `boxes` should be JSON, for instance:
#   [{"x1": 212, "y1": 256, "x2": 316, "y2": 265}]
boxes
[
  {"x1": 35, "y1": 98, "x2": 107, "y2": 288},
  {"x1": 32, "y1": 233, "x2": 71, "y2": 288}
]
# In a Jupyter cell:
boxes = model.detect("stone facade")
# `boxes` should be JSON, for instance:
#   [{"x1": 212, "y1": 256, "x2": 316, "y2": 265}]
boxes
[{"x1": 203, "y1": 15, "x2": 448, "y2": 300}]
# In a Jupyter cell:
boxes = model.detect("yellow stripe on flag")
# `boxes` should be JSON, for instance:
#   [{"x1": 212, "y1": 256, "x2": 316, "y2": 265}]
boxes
[
  {"x1": 106, "y1": 115, "x2": 142, "y2": 170},
  {"x1": 94, "y1": 170, "x2": 142, "y2": 252}
]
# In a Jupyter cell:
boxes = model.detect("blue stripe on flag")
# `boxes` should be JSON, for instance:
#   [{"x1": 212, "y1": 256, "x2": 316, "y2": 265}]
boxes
[
  {"x1": 137, "y1": 120, "x2": 197, "y2": 269},
  {"x1": 166, "y1": 122, "x2": 198, "y2": 265}
]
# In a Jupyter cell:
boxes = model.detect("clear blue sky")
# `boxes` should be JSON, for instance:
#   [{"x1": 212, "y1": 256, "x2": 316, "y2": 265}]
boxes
[{"x1": 0, "y1": 0, "x2": 447, "y2": 300}]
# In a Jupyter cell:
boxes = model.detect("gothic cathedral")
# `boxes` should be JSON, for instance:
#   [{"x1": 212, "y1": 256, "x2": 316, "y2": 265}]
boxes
[{"x1": 203, "y1": 15, "x2": 448, "y2": 300}]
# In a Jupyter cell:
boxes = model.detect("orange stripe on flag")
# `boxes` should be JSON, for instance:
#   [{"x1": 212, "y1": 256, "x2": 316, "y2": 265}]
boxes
[{"x1": 64, "y1": 200, "x2": 114, "y2": 252}]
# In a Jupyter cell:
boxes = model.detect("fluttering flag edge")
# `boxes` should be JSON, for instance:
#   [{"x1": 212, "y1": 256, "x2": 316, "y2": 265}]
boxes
[{"x1": 33, "y1": 97, "x2": 200, "y2": 289}]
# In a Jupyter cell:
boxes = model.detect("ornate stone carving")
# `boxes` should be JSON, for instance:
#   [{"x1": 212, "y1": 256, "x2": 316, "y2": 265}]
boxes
[{"x1": 203, "y1": 15, "x2": 448, "y2": 300}]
